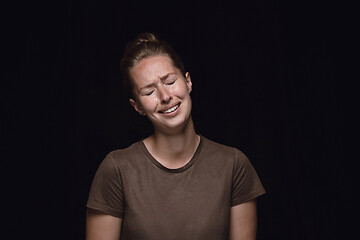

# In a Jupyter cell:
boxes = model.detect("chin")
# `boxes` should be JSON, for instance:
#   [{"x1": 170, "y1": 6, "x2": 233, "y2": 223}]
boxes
[{"x1": 160, "y1": 116, "x2": 192, "y2": 133}]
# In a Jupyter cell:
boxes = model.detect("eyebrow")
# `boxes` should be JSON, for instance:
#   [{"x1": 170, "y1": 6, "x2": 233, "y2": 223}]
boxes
[
  {"x1": 139, "y1": 72, "x2": 176, "y2": 91},
  {"x1": 159, "y1": 73, "x2": 172, "y2": 80},
  {"x1": 139, "y1": 82, "x2": 156, "y2": 91}
]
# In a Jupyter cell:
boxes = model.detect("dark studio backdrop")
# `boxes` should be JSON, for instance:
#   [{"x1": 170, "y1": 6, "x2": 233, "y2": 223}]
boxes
[{"x1": 3, "y1": 0, "x2": 352, "y2": 239}]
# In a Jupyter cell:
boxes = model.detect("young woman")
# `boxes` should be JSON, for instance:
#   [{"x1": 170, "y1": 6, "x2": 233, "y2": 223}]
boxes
[{"x1": 86, "y1": 33, "x2": 265, "y2": 240}]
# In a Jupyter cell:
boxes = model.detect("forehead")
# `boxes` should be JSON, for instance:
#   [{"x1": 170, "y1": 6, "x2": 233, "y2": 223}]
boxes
[{"x1": 130, "y1": 55, "x2": 179, "y2": 86}]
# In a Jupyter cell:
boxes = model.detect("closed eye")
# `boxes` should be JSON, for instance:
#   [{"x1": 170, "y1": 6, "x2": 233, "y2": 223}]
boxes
[
  {"x1": 164, "y1": 76, "x2": 178, "y2": 85},
  {"x1": 144, "y1": 90, "x2": 155, "y2": 96},
  {"x1": 166, "y1": 80, "x2": 176, "y2": 85}
]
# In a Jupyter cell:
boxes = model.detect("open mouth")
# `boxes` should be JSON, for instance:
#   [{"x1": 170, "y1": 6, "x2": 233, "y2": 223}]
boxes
[{"x1": 161, "y1": 104, "x2": 180, "y2": 114}]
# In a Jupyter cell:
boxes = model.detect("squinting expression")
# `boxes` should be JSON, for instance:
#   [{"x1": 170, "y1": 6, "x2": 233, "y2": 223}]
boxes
[{"x1": 129, "y1": 55, "x2": 193, "y2": 133}]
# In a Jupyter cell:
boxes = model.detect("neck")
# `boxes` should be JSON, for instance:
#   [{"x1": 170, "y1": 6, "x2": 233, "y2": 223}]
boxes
[{"x1": 144, "y1": 117, "x2": 200, "y2": 169}]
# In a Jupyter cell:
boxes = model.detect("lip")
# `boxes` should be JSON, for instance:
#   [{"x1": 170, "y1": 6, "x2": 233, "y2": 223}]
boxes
[{"x1": 159, "y1": 103, "x2": 181, "y2": 116}]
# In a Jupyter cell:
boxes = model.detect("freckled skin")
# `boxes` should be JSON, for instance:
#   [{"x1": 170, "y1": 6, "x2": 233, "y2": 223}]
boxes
[{"x1": 129, "y1": 55, "x2": 193, "y2": 135}]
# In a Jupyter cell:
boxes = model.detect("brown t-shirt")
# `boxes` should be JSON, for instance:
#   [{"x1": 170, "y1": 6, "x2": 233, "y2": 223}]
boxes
[{"x1": 87, "y1": 136, "x2": 265, "y2": 239}]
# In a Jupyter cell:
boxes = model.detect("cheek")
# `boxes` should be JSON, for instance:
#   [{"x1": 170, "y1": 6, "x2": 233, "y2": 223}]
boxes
[
  {"x1": 139, "y1": 97, "x2": 158, "y2": 111},
  {"x1": 172, "y1": 83, "x2": 189, "y2": 98}
]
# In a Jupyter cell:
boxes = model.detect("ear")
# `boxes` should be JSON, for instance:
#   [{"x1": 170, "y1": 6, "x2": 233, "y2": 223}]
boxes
[
  {"x1": 185, "y1": 72, "x2": 192, "y2": 93},
  {"x1": 129, "y1": 98, "x2": 146, "y2": 116}
]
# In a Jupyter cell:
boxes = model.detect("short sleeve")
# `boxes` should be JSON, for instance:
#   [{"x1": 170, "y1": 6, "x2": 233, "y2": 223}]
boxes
[
  {"x1": 87, "y1": 153, "x2": 124, "y2": 218},
  {"x1": 231, "y1": 150, "x2": 266, "y2": 207}
]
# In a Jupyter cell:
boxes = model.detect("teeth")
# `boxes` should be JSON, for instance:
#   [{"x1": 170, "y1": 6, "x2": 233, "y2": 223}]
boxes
[{"x1": 163, "y1": 104, "x2": 179, "y2": 113}]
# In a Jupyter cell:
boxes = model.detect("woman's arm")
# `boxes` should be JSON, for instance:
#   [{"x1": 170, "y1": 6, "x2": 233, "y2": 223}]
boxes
[
  {"x1": 228, "y1": 199, "x2": 257, "y2": 240},
  {"x1": 86, "y1": 208, "x2": 122, "y2": 240}
]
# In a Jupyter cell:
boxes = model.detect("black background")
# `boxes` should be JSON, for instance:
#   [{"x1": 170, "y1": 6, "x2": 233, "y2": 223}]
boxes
[{"x1": 3, "y1": 0, "x2": 353, "y2": 239}]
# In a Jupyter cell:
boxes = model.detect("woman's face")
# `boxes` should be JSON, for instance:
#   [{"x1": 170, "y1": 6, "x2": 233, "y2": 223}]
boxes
[{"x1": 129, "y1": 55, "x2": 193, "y2": 134}]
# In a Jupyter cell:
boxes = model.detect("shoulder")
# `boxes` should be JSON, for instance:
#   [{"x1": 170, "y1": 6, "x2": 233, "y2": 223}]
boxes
[
  {"x1": 98, "y1": 141, "x2": 144, "y2": 173},
  {"x1": 107, "y1": 141, "x2": 142, "y2": 161},
  {"x1": 201, "y1": 136, "x2": 248, "y2": 164}
]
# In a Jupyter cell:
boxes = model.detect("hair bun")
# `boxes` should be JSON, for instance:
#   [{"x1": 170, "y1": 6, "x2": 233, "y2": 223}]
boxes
[{"x1": 135, "y1": 33, "x2": 158, "y2": 45}]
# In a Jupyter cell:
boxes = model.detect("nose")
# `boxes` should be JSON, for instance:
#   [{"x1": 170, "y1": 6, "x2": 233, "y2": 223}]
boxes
[{"x1": 157, "y1": 85, "x2": 171, "y2": 104}]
